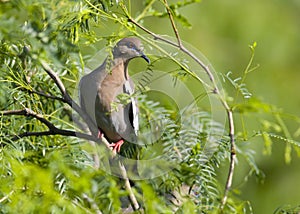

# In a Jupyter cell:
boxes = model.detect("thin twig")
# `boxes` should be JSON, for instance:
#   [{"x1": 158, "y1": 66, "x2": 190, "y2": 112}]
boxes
[
  {"x1": 28, "y1": 90, "x2": 65, "y2": 102},
  {"x1": 128, "y1": 7, "x2": 236, "y2": 210},
  {"x1": 220, "y1": 110, "x2": 236, "y2": 210},
  {"x1": 40, "y1": 60, "x2": 99, "y2": 137},
  {"x1": 2, "y1": 108, "x2": 55, "y2": 130},
  {"x1": 161, "y1": 0, "x2": 214, "y2": 81},
  {"x1": 39, "y1": 60, "x2": 107, "y2": 169},
  {"x1": 82, "y1": 193, "x2": 103, "y2": 214},
  {"x1": 119, "y1": 161, "x2": 140, "y2": 211},
  {"x1": 127, "y1": 17, "x2": 178, "y2": 47},
  {"x1": 1, "y1": 108, "x2": 99, "y2": 142},
  {"x1": 128, "y1": 17, "x2": 215, "y2": 85},
  {"x1": 162, "y1": 0, "x2": 182, "y2": 47},
  {"x1": 0, "y1": 190, "x2": 14, "y2": 203}
]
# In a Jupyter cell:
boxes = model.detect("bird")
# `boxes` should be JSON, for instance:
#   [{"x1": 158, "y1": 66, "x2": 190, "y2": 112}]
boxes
[{"x1": 79, "y1": 37, "x2": 150, "y2": 153}]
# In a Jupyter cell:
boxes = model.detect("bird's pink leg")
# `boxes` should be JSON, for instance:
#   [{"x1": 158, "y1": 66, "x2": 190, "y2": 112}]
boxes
[
  {"x1": 97, "y1": 130, "x2": 103, "y2": 138},
  {"x1": 109, "y1": 139, "x2": 124, "y2": 153}
]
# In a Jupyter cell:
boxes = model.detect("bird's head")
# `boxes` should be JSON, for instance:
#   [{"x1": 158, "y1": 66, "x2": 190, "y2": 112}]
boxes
[{"x1": 113, "y1": 37, "x2": 150, "y2": 64}]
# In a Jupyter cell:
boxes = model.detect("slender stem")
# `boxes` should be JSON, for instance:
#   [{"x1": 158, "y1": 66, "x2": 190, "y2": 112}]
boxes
[
  {"x1": 162, "y1": 0, "x2": 182, "y2": 47},
  {"x1": 119, "y1": 161, "x2": 140, "y2": 211},
  {"x1": 1, "y1": 108, "x2": 100, "y2": 143},
  {"x1": 127, "y1": 17, "x2": 212, "y2": 89},
  {"x1": 82, "y1": 193, "x2": 103, "y2": 214},
  {"x1": 0, "y1": 190, "x2": 14, "y2": 203},
  {"x1": 40, "y1": 60, "x2": 98, "y2": 137},
  {"x1": 40, "y1": 60, "x2": 109, "y2": 169},
  {"x1": 220, "y1": 110, "x2": 236, "y2": 210},
  {"x1": 28, "y1": 90, "x2": 65, "y2": 102}
]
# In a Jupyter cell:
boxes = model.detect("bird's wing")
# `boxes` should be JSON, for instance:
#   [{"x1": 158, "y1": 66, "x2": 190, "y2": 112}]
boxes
[
  {"x1": 78, "y1": 75, "x2": 88, "y2": 116},
  {"x1": 79, "y1": 65, "x2": 106, "y2": 123},
  {"x1": 124, "y1": 78, "x2": 139, "y2": 135},
  {"x1": 78, "y1": 76, "x2": 86, "y2": 113}
]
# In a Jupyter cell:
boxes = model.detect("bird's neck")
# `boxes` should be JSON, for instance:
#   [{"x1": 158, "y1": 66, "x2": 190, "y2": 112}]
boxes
[
  {"x1": 93, "y1": 57, "x2": 130, "y2": 82},
  {"x1": 109, "y1": 57, "x2": 130, "y2": 80}
]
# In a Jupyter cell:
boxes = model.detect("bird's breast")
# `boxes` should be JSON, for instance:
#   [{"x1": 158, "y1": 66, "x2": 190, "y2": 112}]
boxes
[{"x1": 98, "y1": 63, "x2": 126, "y2": 110}]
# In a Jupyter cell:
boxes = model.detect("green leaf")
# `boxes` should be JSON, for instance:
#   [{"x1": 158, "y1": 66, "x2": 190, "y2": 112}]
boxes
[{"x1": 262, "y1": 132, "x2": 273, "y2": 155}]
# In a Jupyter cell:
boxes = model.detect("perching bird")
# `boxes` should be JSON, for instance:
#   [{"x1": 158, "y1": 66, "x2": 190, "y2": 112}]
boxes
[{"x1": 79, "y1": 37, "x2": 150, "y2": 152}]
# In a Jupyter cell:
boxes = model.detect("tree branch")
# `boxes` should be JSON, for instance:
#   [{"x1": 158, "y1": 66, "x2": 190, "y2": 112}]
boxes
[
  {"x1": 82, "y1": 193, "x2": 103, "y2": 214},
  {"x1": 40, "y1": 60, "x2": 100, "y2": 138},
  {"x1": 1, "y1": 108, "x2": 100, "y2": 142},
  {"x1": 0, "y1": 190, "x2": 14, "y2": 204},
  {"x1": 119, "y1": 161, "x2": 140, "y2": 211},
  {"x1": 162, "y1": 0, "x2": 182, "y2": 47},
  {"x1": 28, "y1": 89, "x2": 65, "y2": 102},
  {"x1": 220, "y1": 110, "x2": 236, "y2": 210}
]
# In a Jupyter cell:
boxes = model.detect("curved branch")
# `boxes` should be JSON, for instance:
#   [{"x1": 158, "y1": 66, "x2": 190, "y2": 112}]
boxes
[
  {"x1": 162, "y1": 0, "x2": 182, "y2": 47},
  {"x1": 40, "y1": 60, "x2": 100, "y2": 138},
  {"x1": 119, "y1": 161, "x2": 140, "y2": 211},
  {"x1": 1, "y1": 108, "x2": 100, "y2": 142},
  {"x1": 28, "y1": 90, "x2": 65, "y2": 102}
]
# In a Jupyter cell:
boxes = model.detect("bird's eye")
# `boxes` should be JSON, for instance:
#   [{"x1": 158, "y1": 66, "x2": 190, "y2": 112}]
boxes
[{"x1": 128, "y1": 43, "x2": 135, "y2": 50}]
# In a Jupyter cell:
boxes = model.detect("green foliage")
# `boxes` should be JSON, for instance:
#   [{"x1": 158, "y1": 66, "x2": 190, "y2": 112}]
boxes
[
  {"x1": 274, "y1": 204, "x2": 300, "y2": 214},
  {"x1": 1, "y1": 0, "x2": 300, "y2": 213}
]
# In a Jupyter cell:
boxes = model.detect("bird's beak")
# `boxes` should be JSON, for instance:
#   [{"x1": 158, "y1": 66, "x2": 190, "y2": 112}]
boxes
[{"x1": 141, "y1": 53, "x2": 150, "y2": 64}]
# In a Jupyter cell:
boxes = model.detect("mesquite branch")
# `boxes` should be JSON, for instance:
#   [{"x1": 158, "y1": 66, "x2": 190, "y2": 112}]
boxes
[
  {"x1": 1, "y1": 108, "x2": 98, "y2": 142},
  {"x1": 40, "y1": 61, "x2": 100, "y2": 138}
]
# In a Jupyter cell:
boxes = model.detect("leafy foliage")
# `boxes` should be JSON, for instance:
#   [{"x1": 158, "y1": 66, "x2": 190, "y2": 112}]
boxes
[{"x1": 1, "y1": 0, "x2": 300, "y2": 213}]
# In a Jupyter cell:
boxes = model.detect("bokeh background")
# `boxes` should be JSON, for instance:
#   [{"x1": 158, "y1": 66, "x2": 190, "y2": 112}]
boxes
[{"x1": 131, "y1": 0, "x2": 300, "y2": 213}]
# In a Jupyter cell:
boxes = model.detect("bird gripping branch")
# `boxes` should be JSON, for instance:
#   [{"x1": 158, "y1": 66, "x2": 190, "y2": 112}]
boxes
[{"x1": 79, "y1": 37, "x2": 150, "y2": 152}]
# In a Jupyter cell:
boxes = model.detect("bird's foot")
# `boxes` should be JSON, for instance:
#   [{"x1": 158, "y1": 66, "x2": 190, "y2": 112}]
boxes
[
  {"x1": 109, "y1": 140, "x2": 124, "y2": 153},
  {"x1": 97, "y1": 130, "x2": 103, "y2": 138}
]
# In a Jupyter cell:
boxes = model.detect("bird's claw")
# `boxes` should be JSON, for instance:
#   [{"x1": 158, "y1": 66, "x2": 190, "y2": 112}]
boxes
[
  {"x1": 97, "y1": 130, "x2": 103, "y2": 138},
  {"x1": 109, "y1": 140, "x2": 124, "y2": 153}
]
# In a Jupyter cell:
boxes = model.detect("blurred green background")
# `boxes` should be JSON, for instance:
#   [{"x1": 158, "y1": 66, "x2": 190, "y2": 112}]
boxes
[{"x1": 133, "y1": 0, "x2": 300, "y2": 213}]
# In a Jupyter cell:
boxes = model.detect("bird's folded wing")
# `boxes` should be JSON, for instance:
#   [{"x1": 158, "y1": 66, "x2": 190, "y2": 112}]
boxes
[{"x1": 124, "y1": 79, "x2": 139, "y2": 135}]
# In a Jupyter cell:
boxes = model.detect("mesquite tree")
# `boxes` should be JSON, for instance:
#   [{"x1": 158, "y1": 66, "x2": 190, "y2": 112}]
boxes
[{"x1": 1, "y1": 0, "x2": 299, "y2": 213}]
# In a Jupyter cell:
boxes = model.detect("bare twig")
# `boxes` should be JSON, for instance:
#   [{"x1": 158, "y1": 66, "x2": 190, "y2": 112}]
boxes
[
  {"x1": 1, "y1": 108, "x2": 99, "y2": 142},
  {"x1": 0, "y1": 190, "x2": 14, "y2": 204},
  {"x1": 220, "y1": 110, "x2": 236, "y2": 210},
  {"x1": 82, "y1": 193, "x2": 103, "y2": 214},
  {"x1": 162, "y1": 0, "x2": 182, "y2": 47},
  {"x1": 128, "y1": 5, "x2": 236, "y2": 210},
  {"x1": 128, "y1": 17, "x2": 215, "y2": 84},
  {"x1": 161, "y1": 0, "x2": 213, "y2": 79},
  {"x1": 39, "y1": 60, "x2": 108, "y2": 169},
  {"x1": 28, "y1": 89, "x2": 65, "y2": 102},
  {"x1": 40, "y1": 60, "x2": 99, "y2": 137},
  {"x1": 119, "y1": 161, "x2": 140, "y2": 211}
]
